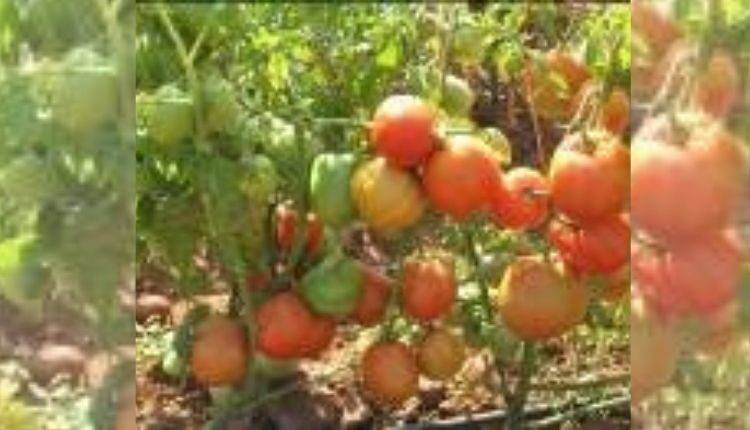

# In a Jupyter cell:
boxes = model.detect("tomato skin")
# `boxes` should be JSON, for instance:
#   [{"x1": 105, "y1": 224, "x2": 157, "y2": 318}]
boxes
[
  {"x1": 490, "y1": 167, "x2": 549, "y2": 230},
  {"x1": 599, "y1": 265, "x2": 630, "y2": 303},
  {"x1": 300, "y1": 253, "x2": 363, "y2": 317},
  {"x1": 496, "y1": 256, "x2": 590, "y2": 340},
  {"x1": 630, "y1": 293, "x2": 679, "y2": 404},
  {"x1": 417, "y1": 329, "x2": 466, "y2": 381},
  {"x1": 634, "y1": 230, "x2": 741, "y2": 317},
  {"x1": 632, "y1": 114, "x2": 747, "y2": 244},
  {"x1": 309, "y1": 153, "x2": 356, "y2": 228},
  {"x1": 274, "y1": 203, "x2": 325, "y2": 254},
  {"x1": 361, "y1": 341, "x2": 419, "y2": 406},
  {"x1": 351, "y1": 264, "x2": 392, "y2": 326},
  {"x1": 255, "y1": 292, "x2": 320, "y2": 359},
  {"x1": 691, "y1": 50, "x2": 741, "y2": 119},
  {"x1": 402, "y1": 258, "x2": 456, "y2": 322},
  {"x1": 423, "y1": 135, "x2": 501, "y2": 220},
  {"x1": 297, "y1": 315, "x2": 336, "y2": 358},
  {"x1": 350, "y1": 157, "x2": 426, "y2": 235},
  {"x1": 549, "y1": 131, "x2": 629, "y2": 225},
  {"x1": 599, "y1": 88, "x2": 630, "y2": 137},
  {"x1": 190, "y1": 316, "x2": 248, "y2": 386},
  {"x1": 274, "y1": 203, "x2": 299, "y2": 252},
  {"x1": 370, "y1": 95, "x2": 437, "y2": 167},
  {"x1": 548, "y1": 214, "x2": 630, "y2": 276}
]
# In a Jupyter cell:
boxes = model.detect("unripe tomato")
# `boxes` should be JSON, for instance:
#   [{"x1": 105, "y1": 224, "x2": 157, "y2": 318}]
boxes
[
  {"x1": 691, "y1": 50, "x2": 741, "y2": 119},
  {"x1": 417, "y1": 329, "x2": 466, "y2": 381},
  {"x1": 351, "y1": 264, "x2": 393, "y2": 326},
  {"x1": 423, "y1": 135, "x2": 501, "y2": 220},
  {"x1": 350, "y1": 157, "x2": 426, "y2": 235},
  {"x1": 361, "y1": 341, "x2": 418, "y2": 406},
  {"x1": 202, "y1": 77, "x2": 239, "y2": 134},
  {"x1": 631, "y1": 293, "x2": 679, "y2": 404},
  {"x1": 300, "y1": 253, "x2": 363, "y2": 317},
  {"x1": 549, "y1": 131, "x2": 629, "y2": 225},
  {"x1": 634, "y1": 229, "x2": 741, "y2": 317},
  {"x1": 490, "y1": 167, "x2": 549, "y2": 230},
  {"x1": 598, "y1": 88, "x2": 630, "y2": 137},
  {"x1": 309, "y1": 153, "x2": 356, "y2": 228},
  {"x1": 632, "y1": 114, "x2": 748, "y2": 244},
  {"x1": 496, "y1": 256, "x2": 590, "y2": 340},
  {"x1": 442, "y1": 75, "x2": 475, "y2": 118},
  {"x1": 255, "y1": 292, "x2": 316, "y2": 359},
  {"x1": 451, "y1": 25, "x2": 484, "y2": 65},
  {"x1": 548, "y1": 214, "x2": 630, "y2": 276},
  {"x1": 370, "y1": 95, "x2": 437, "y2": 167},
  {"x1": 190, "y1": 315, "x2": 248, "y2": 386},
  {"x1": 145, "y1": 85, "x2": 194, "y2": 146},
  {"x1": 402, "y1": 257, "x2": 456, "y2": 321}
]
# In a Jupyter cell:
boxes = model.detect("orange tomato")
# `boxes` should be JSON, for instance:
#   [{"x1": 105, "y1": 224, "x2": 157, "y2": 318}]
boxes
[
  {"x1": 490, "y1": 167, "x2": 549, "y2": 230},
  {"x1": 417, "y1": 329, "x2": 466, "y2": 381},
  {"x1": 549, "y1": 131, "x2": 629, "y2": 225},
  {"x1": 191, "y1": 316, "x2": 248, "y2": 386},
  {"x1": 402, "y1": 257, "x2": 456, "y2": 322},
  {"x1": 351, "y1": 264, "x2": 393, "y2": 326},
  {"x1": 361, "y1": 341, "x2": 419, "y2": 406},
  {"x1": 691, "y1": 50, "x2": 741, "y2": 119},
  {"x1": 423, "y1": 135, "x2": 501, "y2": 220},
  {"x1": 370, "y1": 95, "x2": 437, "y2": 167}
]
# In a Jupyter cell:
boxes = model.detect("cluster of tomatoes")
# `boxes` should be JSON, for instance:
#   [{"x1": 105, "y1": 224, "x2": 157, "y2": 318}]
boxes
[
  {"x1": 630, "y1": 0, "x2": 748, "y2": 403},
  {"x1": 185, "y1": 42, "x2": 636, "y2": 407}
]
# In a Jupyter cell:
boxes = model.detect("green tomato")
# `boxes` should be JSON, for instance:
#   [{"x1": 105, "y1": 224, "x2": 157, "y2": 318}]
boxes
[
  {"x1": 442, "y1": 75, "x2": 475, "y2": 118},
  {"x1": 300, "y1": 253, "x2": 362, "y2": 317},
  {"x1": 451, "y1": 26, "x2": 484, "y2": 65},
  {"x1": 244, "y1": 154, "x2": 279, "y2": 205},
  {"x1": 145, "y1": 85, "x2": 194, "y2": 146},
  {"x1": 49, "y1": 48, "x2": 118, "y2": 134},
  {"x1": 202, "y1": 78, "x2": 239, "y2": 134},
  {"x1": 309, "y1": 153, "x2": 356, "y2": 228}
]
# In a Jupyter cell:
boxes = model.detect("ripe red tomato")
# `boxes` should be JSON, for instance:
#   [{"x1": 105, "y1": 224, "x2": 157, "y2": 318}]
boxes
[
  {"x1": 255, "y1": 292, "x2": 332, "y2": 359},
  {"x1": 370, "y1": 95, "x2": 437, "y2": 167},
  {"x1": 423, "y1": 135, "x2": 501, "y2": 220},
  {"x1": 402, "y1": 257, "x2": 456, "y2": 322},
  {"x1": 361, "y1": 341, "x2": 419, "y2": 406},
  {"x1": 297, "y1": 315, "x2": 336, "y2": 358},
  {"x1": 548, "y1": 214, "x2": 630, "y2": 276},
  {"x1": 632, "y1": 114, "x2": 748, "y2": 244},
  {"x1": 691, "y1": 50, "x2": 740, "y2": 119},
  {"x1": 274, "y1": 203, "x2": 325, "y2": 254},
  {"x1": 351, "y1": 264, "x2": 392, "y2": 326},
  {"x1": 549, "y1": 131, "x2": 629, "y2": 225},
  {"x1": 191, "y1": 316, "x2": 248, "y2": 386},
  {"x1": 490, "y1": 167, "x2": 549, "y2": 230},
  {"x1": 417, "y1": 329, "x2": 466, "y2": 381},
  {"x1": 633, "y1": 230, "x2": 741, "y2": 317}
]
